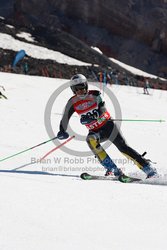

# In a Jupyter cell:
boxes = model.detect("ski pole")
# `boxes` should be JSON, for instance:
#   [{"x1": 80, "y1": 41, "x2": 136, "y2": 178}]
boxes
[
  {"x1": 0, "y1": 136, "x2": 58, "y2": 162},
  {"x1": 40, "y1": 135, "x2": 75, "y2": 160},
  {"x1": 12, "y1": 135, "x2": 75, "y2": 171}
]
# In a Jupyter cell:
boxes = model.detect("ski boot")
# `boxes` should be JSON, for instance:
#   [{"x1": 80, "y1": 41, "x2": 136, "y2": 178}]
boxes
[
  {"x1": 101, "y1": 155, "x2": 123, "y2": 177},
  {"x1": 141, "y1": 163, "x2": 158, "y2": 178},
  {"x1": 105, "y1": 168, "x2": 123, "y2": 177},
  {"x1": 105, "y1": 168, "x2": 139, "y2": 183}
]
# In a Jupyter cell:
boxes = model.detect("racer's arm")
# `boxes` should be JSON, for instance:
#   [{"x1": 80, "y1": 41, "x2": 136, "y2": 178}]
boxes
[{"x1": 59, "y1": 98, "x2": 75, "y2": 133}]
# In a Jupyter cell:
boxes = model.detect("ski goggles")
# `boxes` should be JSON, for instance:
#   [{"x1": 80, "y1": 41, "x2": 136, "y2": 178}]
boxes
[{"x1": 74, "y1": 83, "x2": 87, "y2": 91}]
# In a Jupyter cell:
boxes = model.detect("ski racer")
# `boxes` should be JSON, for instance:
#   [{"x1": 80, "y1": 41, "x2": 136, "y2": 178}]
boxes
[{"x1": 57, "y1": 74, "x2": 157, "y2": 179}]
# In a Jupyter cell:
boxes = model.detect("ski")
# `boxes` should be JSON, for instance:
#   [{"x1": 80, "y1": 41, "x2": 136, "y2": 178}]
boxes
[
  {"x1": 80, "y1": 172, "x2": 142, "y2": 183},
  {"x1": 80, "y1": 172, "x2": 167, "y2": 186},
  {"x1": 118, "y1": 174, "x2": 142, "y2": 183}
]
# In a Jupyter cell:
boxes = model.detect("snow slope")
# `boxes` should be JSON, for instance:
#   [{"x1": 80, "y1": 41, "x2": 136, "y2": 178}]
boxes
[
  {"x1": 0, "y1": 32, "x2": 91, "y2": 66},
  {"x1": 110, "y1": 57, "x2": 167, "y2": 80},
  {"x1": 2, "y1": 30, "x2": 167, "y2": 80},
  {"x1": 0, "y1": 72, "x2": 167, "y2": 250}
]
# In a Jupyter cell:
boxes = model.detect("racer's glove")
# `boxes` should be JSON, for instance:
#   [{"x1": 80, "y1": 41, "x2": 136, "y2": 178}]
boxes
[{"x1": 57, "y1": 131, "x2": 69, "y2": 140}]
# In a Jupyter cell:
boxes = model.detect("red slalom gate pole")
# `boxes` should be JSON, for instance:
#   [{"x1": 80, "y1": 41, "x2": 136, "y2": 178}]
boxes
[{"x1": 40, "y1": 135, "x2": 75, "y2": 161}]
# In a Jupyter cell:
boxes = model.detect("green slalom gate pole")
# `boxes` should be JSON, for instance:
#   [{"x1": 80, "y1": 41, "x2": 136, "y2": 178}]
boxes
[
  {"x1": 0, "y1": 137, "x2": 58, "y2": 162},
  {"x1": 112, "y1": 119, "x2": 165, "y2": 122},
  {"x1": 0, "y1": 118, "x2": 165, "y2": 162},
  {"x1": 12, "y1": 135, "x2": 75, "y2": 171}
]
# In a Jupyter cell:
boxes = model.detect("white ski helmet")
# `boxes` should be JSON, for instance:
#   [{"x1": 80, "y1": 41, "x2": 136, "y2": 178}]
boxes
[{"x1": 70, "y1": 74, "x2": 88, "y2": 94}]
